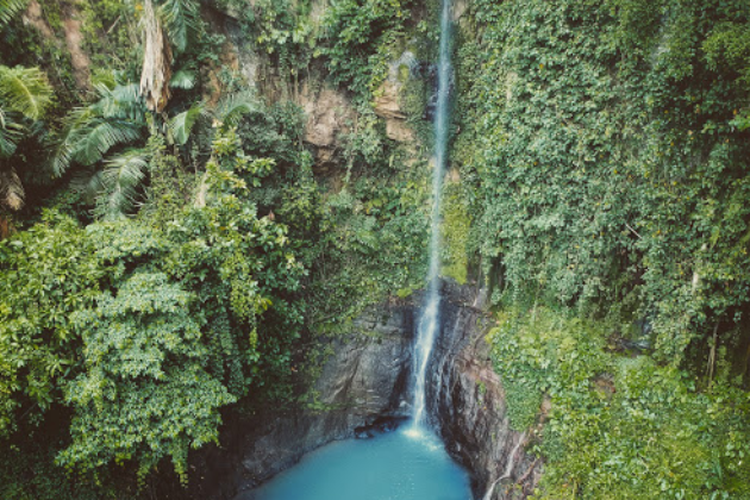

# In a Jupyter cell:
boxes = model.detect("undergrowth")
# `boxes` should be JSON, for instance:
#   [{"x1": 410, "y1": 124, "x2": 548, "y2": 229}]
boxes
[{"x1": 489, "y1": 308, "x2": 750, "y2": 499}]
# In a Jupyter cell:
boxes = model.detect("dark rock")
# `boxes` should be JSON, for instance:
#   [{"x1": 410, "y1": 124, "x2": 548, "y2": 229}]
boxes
[
  {"x1": 224, "y1": 302, "x2": 415, "y2": 498},
  {"x1": 426, "y1": 282, "x2": 543, "y2": 499},
  {"x1": 421, "y1": 63, "x2": 455, "y2": 122},
  {"x1": 354, "y1": 416, "x2": 409, "y2": 439},
  {"x1": 211, "y1": 282, "x2": 541, "y2": 500}
]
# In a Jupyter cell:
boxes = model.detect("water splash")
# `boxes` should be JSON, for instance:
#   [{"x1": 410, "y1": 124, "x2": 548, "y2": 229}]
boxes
[{"x1": 411, "y1": 0, "x2": 452, "y2": 430}]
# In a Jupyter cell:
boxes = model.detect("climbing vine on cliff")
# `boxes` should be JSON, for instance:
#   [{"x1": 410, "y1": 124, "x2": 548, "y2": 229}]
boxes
[
  {"x1": 488, "y1": 308, "x2": 750, "y2": 499},
  {"x1": 462, "y1": 0, "x2": 750, "y2": 497},
  {"x1": 459, "y1": 0, "x2": 750, "y2": 371}
]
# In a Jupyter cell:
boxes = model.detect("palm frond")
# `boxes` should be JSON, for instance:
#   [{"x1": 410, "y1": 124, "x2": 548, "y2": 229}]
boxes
[
  {"x1": 159, "y1": 0, "x2": 200, "y2": 54},
  {"x1": 95, "y1": 149, "x2": 150, "y2": 219},
  {"x1": 69, "y1": 169, "x2": 104, "y2": 205},
  {"x1": 0, "y1": 0, "x2": 28, "y2": 30},
  {"x1": 92, "y1": 82, "x2": 143, "y2": 121},
  {"x1": 76, "y1": 120, "x2": 142, "y2": 166},
  {"x1": 0, "y1": 109, "x2": 22, "y2": 157},
  {"x1": 51, "y1": 105, "x2": 98, "y2": 177},
  {"x1": 215, "y1": 92, "x2": 258, "y2": 128},
  {"x1": 169, "y1": 101, "x2": 204, "y2": 145},
  {"x1": 91, "y1": 70, "x2": 118, "y2": 90},
  {"x1": 0, "y1": 65, "x2": 53, "y2": 120},
  {"x1": 169, "y1": 69, "x2": 196, "y2": 90},
  {"x1": 51, "y1": 84, "x2": 145, "y2": 177},
  {"x1": 111, "y1": 83, "x2": 142, "y2": 108}
]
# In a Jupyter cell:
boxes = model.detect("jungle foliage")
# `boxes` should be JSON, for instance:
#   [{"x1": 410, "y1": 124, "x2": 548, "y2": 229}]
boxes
[
  {"x1": 0, "y1": 0, "x2": 429, "y2": 494},
  {"x1": 2, "y1": 0, "x2": 750, "y2": 497},
  {"x1": 1, "y1": 125, "x2": 305, "y2": 488},
  {"x1": 458, "y1": 0, "x2": 750, "y2": 497},
  {"x1": 458, "y1": 0, "x2": 750, "y2": 368},
  {"x1": 489, "y1": 309, "x2": 750, "y2": 499}
]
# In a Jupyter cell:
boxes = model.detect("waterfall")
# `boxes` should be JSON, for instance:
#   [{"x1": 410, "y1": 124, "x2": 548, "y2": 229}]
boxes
[{"x1": 411, "y1": 0, "x2": 452, "y2": 431}]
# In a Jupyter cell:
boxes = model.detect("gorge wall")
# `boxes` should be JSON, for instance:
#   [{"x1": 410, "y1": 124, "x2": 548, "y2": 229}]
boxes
[
  {"x1": 218, "y1": 282, "x2": 541, "y2": 500},
  {"x1": 428, "y1": 282, "x2": 543, "y2": 500}
]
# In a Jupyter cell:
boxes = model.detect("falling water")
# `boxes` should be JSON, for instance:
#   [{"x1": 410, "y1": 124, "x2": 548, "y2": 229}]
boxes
[
  {"x1": 411, "y1": 0, "x2": 452, "y2": 430},
  {"x1": 236, "y1": 4, "x2": 471, "y2": 499}
]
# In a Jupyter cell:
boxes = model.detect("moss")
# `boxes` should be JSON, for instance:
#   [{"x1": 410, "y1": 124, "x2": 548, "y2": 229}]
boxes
[
  {"x1": 397, "y1": 63, "x2": 410, "y2": 84},
  {"x1": 441, "y1": 179, "x2": 470, "y2": 284}
]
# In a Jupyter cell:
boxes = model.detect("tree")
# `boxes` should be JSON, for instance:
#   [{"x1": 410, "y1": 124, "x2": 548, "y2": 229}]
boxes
[
  {"x1": 0, "y1": 211, "x2": 104, "y2": 437},
  {"x1": 0, "y1": 65, "x2": 52, "y2": 214},
  {"x1": 58, "y1": 271, "x2": 235, "y2": 484},
  {"x1": 140, "y1": 0, "x2": 200, "y2": 111}
]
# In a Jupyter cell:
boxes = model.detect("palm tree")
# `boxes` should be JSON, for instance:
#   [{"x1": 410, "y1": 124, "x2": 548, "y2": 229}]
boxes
[
  {"x1": 53, "y1": 72, "x2": 258, "y2": 219},
  {"x1": 0, "y1": 0, "x2": 28, "y2": 31},
  {"x1": 0, "y1": 1, "x2": 51, "y2": 231},
  {"x1": 51, "y1": 77, "x2": 150, "y2": 219},
  {"x1": 168, "y1": 91, "x2": 259, "y2": 147},
  {"x1": 0, "y1": 65, "x2": 53, "y2": 213},
  {"x1": 52, "y1": 80, "x2": 146, "y2": 178}
]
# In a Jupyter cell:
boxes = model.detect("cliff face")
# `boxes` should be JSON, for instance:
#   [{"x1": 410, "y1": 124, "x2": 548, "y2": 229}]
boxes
[
  {"x1": 218, "y1": 302, "x2": 415, "y2": 499},
  {"x1": 427, "y1": 282, "x2": 543, "y2": 500},
  {"x1": 220, "y1": 283, "x2": 541, "y2": 500}
]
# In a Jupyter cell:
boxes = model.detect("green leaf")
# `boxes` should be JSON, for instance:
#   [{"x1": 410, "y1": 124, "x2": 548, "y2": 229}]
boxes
[
  {"x1": 169, "y1": 102, "x2": 204, "y2": 145},
  {"x1": 0, "y1": 65, "x2": 53, "y2": 120}
]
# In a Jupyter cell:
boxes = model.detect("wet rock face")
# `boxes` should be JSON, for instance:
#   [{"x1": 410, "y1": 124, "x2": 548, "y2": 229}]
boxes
[
  {"x1": 373, "y1": 51, "x2": 418, "y2": 143},
  {"x1": 219, "y1": 282, "x2": 541, "y2": 500},
  {"x1": 354, "y1": 415, "x2": 409, "y2": 439},
  {"x1": 227, "y1": 303, "x2": 415, "y2": 497},
  {"x1": 426, "y1": 282, "x2": 543, "y2": 499},
  {"x1": 299, "y1": 84, "x2": 356, "y2": 167}
]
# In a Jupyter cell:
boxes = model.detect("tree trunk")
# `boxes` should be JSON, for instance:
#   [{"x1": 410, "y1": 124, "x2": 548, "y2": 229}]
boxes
[
  {"x1": 707, "y1": 322, "x2": 719, "y2": 385},
  {"x1": 140, "y1": 0, "x2": 172, "y2": 112},
  {"x1": 0, "y1": 168, "x2": 24, "y2": 211}
]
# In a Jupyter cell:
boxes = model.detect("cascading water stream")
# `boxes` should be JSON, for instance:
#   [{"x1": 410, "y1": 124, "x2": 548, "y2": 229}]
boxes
[
  {"x1": 239, "y1": 3, "x2": 473, "y2": 499},
  {"x1": 410, "y1": 0, "x2": 452, "y2": 431}
]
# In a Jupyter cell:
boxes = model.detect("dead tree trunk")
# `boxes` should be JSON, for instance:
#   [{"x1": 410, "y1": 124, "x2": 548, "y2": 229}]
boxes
[{"x1": 139, "y1": 0, "x2": 172, "y2": 112}]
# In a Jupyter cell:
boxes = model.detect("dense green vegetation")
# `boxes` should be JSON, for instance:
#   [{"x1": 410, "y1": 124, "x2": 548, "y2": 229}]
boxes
[
  {"x1": 489, "y1": 309, "x2": 750, "y2": 498},
  {"x1": 0, "y1": 0, "x2": 428, "y2": 495},
  {"x1": 459, "y1": 0, "x2": 750, "y2": 366},
  {"x1": 458, "y1": 0, "x2": 750, "y2": 497},
  {"x1": 1, "y1": 129, "x2": 307, "y2": 492},
  {"x1": 1, "y1": 0, "x2": 749, "y2": 497}
]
